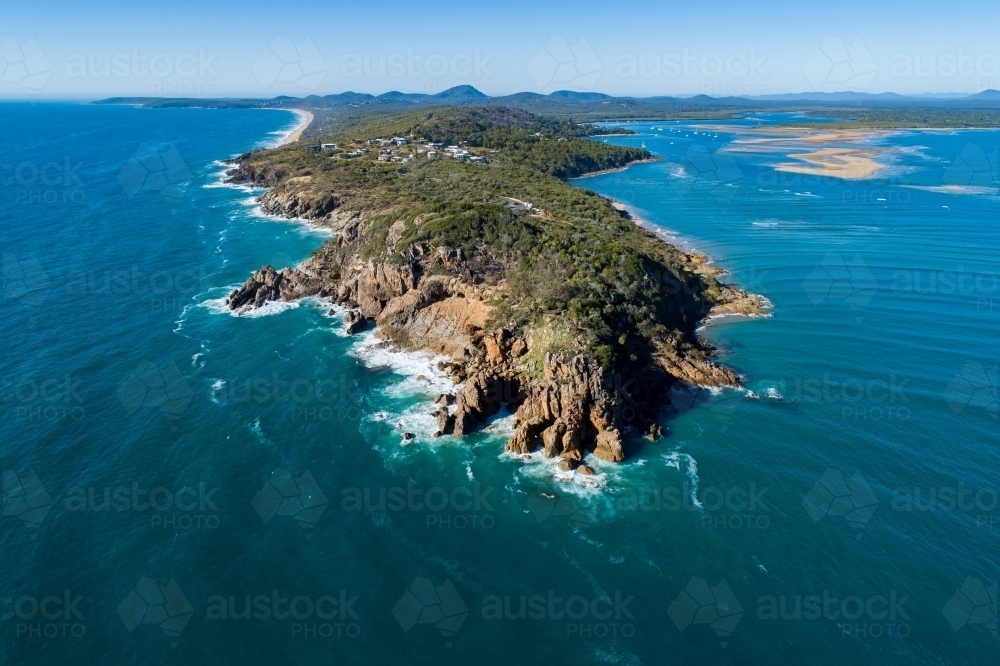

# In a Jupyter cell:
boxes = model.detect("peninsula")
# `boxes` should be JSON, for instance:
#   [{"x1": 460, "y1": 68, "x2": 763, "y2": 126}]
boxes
[{"x1": 224, "y1": 106, "x2": 767, "y2": 463}]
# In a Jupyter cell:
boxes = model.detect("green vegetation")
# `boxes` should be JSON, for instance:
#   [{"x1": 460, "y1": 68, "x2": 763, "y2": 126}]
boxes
[
  {"x1": 795, "y1": 108, "x2": 1000, "y2": 128},
  {"x1": 233, "y1": 106, "x2": 742, "y2": 379}
]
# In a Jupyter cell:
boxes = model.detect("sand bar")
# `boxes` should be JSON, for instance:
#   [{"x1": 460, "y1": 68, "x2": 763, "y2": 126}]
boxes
[{"x1": 774, "y1": 147, "x2": 888, "y2": 179}]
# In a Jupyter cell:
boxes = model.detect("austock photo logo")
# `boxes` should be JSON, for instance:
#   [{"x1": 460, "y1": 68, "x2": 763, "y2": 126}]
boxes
[
  {"x1": 209, "y1": 372, "x2": 364, "y2": 423},
  {"x1": 2, "y1": 468, "x2": 53, "y2": 539},
  {"x1": 943, "y1": 143, "x2": 999, "y2": 192},
  {"x1": 1, "y1": 35, "x2": 52, "y2": 92},
  {"x1": 252, "y1": 36, "x2": 327, "y2": 92},
  {"x1": 392, "y1": 577, "x2": 468, "y2": 648},
  {"x1": 667, "y1": 577, "x2": 914, "y2": 647},
  {"x1": 802, "y1": 252, "x2": 878, "y2": 322},
  {"x1": 756, "y1": 589, "x2": 911, "y2": 639},
  {"x1": 64, "y1": 481, "x2": 221, "y2": 532},
  {"x1": 529, "y1": 476, "x2": 771, "y2": 531},
  {"x1": 670, "y1": 144, "x2": 744, "y2": 203},
  {"x1": 339, "y1": 483, "x2": 496, "y2": 530},
  {"x1": 338, "y1": 48, "x2": 495, "y2": 92},
  {"x1": 116, "y1": 360, "x2": 194, "y2": 428},
  {"x1": 66, "y1": 263, "x2": 216, "y2": 316},
  {"x1": 64, "y1": 48, "x2": 220, "y2": 95},
  {"x1": 2, "y1": 156, "x2": 85, "y2": 206},
  {"x1": 802, "y1": 468, "x2": 879, "y2": 539},
  {"x1": 2, "y1": 252, "x2": 53, "y2": 312},
  {"x1": 667, "y1": 380, "x2": 752, "y2": 432},
  {"x1": 205, "y1": 589, "x2": 361, "y2": 639},
  {"x1": 526, "y1": 487, "x2": 597, "y2": 527},
  {"x1": 2, "y1": 590, "x2": 86, "y2": 639},
  {"x1": 943, "y1": 577, "x2": 997, "y2": 636},
  {"x1": 891, "y1": 481, "x2": 997, "y2": 528},
  {"x1": 943, "y1": 359, "x2": 998, "y2": 419},
  {"x1": 890, "y1": 49, "x2": 1000, "y2": 87},
  {"x1": 117, "y1": 577, "x2": 193, "y2": 648},
  {"x1": 527, "y1": 35, "x2": 603, "y2": 91},
  {"x1": 703, "y1": 388, "x2": 747, "y2": 432},
  {"x1": 668, "y1": 577, "x2": 744, "y2": 648},
  {"x1": 802, "y1": 35, "x2": 878, "y2": 91},
  {"x1": 252, "y1": 468, "x2": 329, "y2": 539},
  {"x1": 117, "y1": 144, "x2": 194, "y2": 204},
  {"x1": 613, "y1": 47, "x2": 769, "y2": 96},
  {"x1": 480, "y1": 589, "x2": 637, "y2": 640}
]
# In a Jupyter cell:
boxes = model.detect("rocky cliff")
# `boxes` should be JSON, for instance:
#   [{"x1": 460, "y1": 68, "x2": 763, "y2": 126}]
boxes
[
  {"x1": 222, "y1": 106, "x2": 768, "y2": 463},
  {"x1": 224, "y1": 210, "x2": 764, "y2": 463}
]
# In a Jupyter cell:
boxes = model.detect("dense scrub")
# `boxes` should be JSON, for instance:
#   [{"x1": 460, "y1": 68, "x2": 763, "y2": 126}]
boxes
[{"x1": 231, "y1": 106, "x2": 748, "y2": 382}]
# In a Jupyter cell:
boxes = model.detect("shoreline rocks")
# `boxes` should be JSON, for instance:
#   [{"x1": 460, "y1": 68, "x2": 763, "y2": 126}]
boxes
[
  {"x1": 227, "y1": 265, "x2": 324, "y2": 311},
  {"x1": 225, "y1": 157, "x2": 764, "y2": 463}
]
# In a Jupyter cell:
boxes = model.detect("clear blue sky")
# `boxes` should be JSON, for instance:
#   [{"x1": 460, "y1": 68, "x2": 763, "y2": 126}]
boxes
[{"x1": 2, "y1": 0, "x2": 998, "y2": 98}]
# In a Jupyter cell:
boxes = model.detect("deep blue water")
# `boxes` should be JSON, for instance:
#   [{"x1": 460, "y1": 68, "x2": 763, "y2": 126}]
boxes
[{"x1": 1, "y1": 104, "x2": 997, "y2": 664}]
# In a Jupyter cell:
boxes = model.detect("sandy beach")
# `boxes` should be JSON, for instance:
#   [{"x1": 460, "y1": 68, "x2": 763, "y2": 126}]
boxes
[
  {"x1": 282, "y1": 110, "x2": 313, "y2": 145},
  {"x1": 572, "y1": 156, "x2": 661, "y2": 178}
]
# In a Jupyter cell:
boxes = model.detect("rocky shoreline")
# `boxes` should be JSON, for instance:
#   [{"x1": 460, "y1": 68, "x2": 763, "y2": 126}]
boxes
[{"x1": 223, "y1": 151, "x2": 768, "y2": 464}]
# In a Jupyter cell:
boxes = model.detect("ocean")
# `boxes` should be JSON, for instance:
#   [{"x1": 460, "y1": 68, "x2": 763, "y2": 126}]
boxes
[{"x1": 1, "y1": 103, "x2": 997, "y2": 664}]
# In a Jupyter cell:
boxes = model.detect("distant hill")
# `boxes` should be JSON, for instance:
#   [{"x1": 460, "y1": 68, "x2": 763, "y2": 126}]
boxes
[
  {"x1": 95, "y1": 85, "x2": 1000, "y2": 135},
  {"x1": 98, "y1": 84, "x2": 1000, "y2": 112},
  {"x1": 754, "y1": 92, "x2": 912, "y2": 102},
  {"x1": 547, "y1": 90, "x2": 613, "y2": 101}
]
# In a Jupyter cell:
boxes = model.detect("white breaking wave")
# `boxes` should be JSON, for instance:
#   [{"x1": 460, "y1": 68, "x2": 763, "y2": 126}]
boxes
[
  {"x1": 365, "y1": 401, "x2": 444, "y2": 443},
  {"x1": 199, "y1": 293, "x2": 301, "y2": 318},
  {"x1": 246, "y1": 203, "x2": 335, "y2": 237},
  {"x1": 663, "y1": 450, "x2": 701, "y2": 508},
  {"x1": 902, "y1": 184, "x2": 999, "y2": 197},
  {"x1": 502, "y1": 449, "x2": 621, "y2": 496},
  {"x1": 209, "y1": 379, "x2": 225, "y2": 404},
  {"x1": 349, "y1": 329, "x2": 457, "y2": 397},
  {"x1": 202, "y1": 160, "x2": 265, "y2": 192}
]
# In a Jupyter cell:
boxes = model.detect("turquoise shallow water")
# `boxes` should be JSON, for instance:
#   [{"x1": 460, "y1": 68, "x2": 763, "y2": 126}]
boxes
[{"x1": 1, "y1": 105, "x2": 997, "y2": 664}]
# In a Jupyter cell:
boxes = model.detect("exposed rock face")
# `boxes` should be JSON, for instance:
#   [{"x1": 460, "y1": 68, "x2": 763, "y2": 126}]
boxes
[
  {"x1": 669, "y1": 358, "x2": 739, "y2": 388},
  {"x1": 505, "y1": 354, "x2": 625, "y2": 462},
  {"x1": 226, "y1": 252, "x2": 742, "y2": 462},
  {"x1": 226, "y1": 265, "x2": 324, "y2": 310},
  {"x1": 343, "y1": 310, "x2": 367, "y2": 334},
  {"x1": 432, "y1": 407, "x2": 454, "y2": 437},
  {"x1": 258, "y1": 183, "x2": 341, "y2": 219},
  {"x1": 225, "y1": 169, "x2": 757, "y2": 463},
  {"x1": 450, "y1": 373, "x2": 521, "y2": 436}
]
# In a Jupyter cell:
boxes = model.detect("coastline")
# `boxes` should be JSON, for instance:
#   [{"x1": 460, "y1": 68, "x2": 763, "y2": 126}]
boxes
[
  {"x1": 281, "y1": 110, "x2": 313, "y2": 145},
  {"x1": 225, "y1": 116, "x2": 769, "y2": 462},
  {"x1": 571, "y1": 156, "x2": 660, "y2": 179},
  {"x1": 607, "y1": 198, "x2": 772, "y2": 325},
  {"x1": 608, "y1": 199, "x2": 705, "y2": 259}
]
